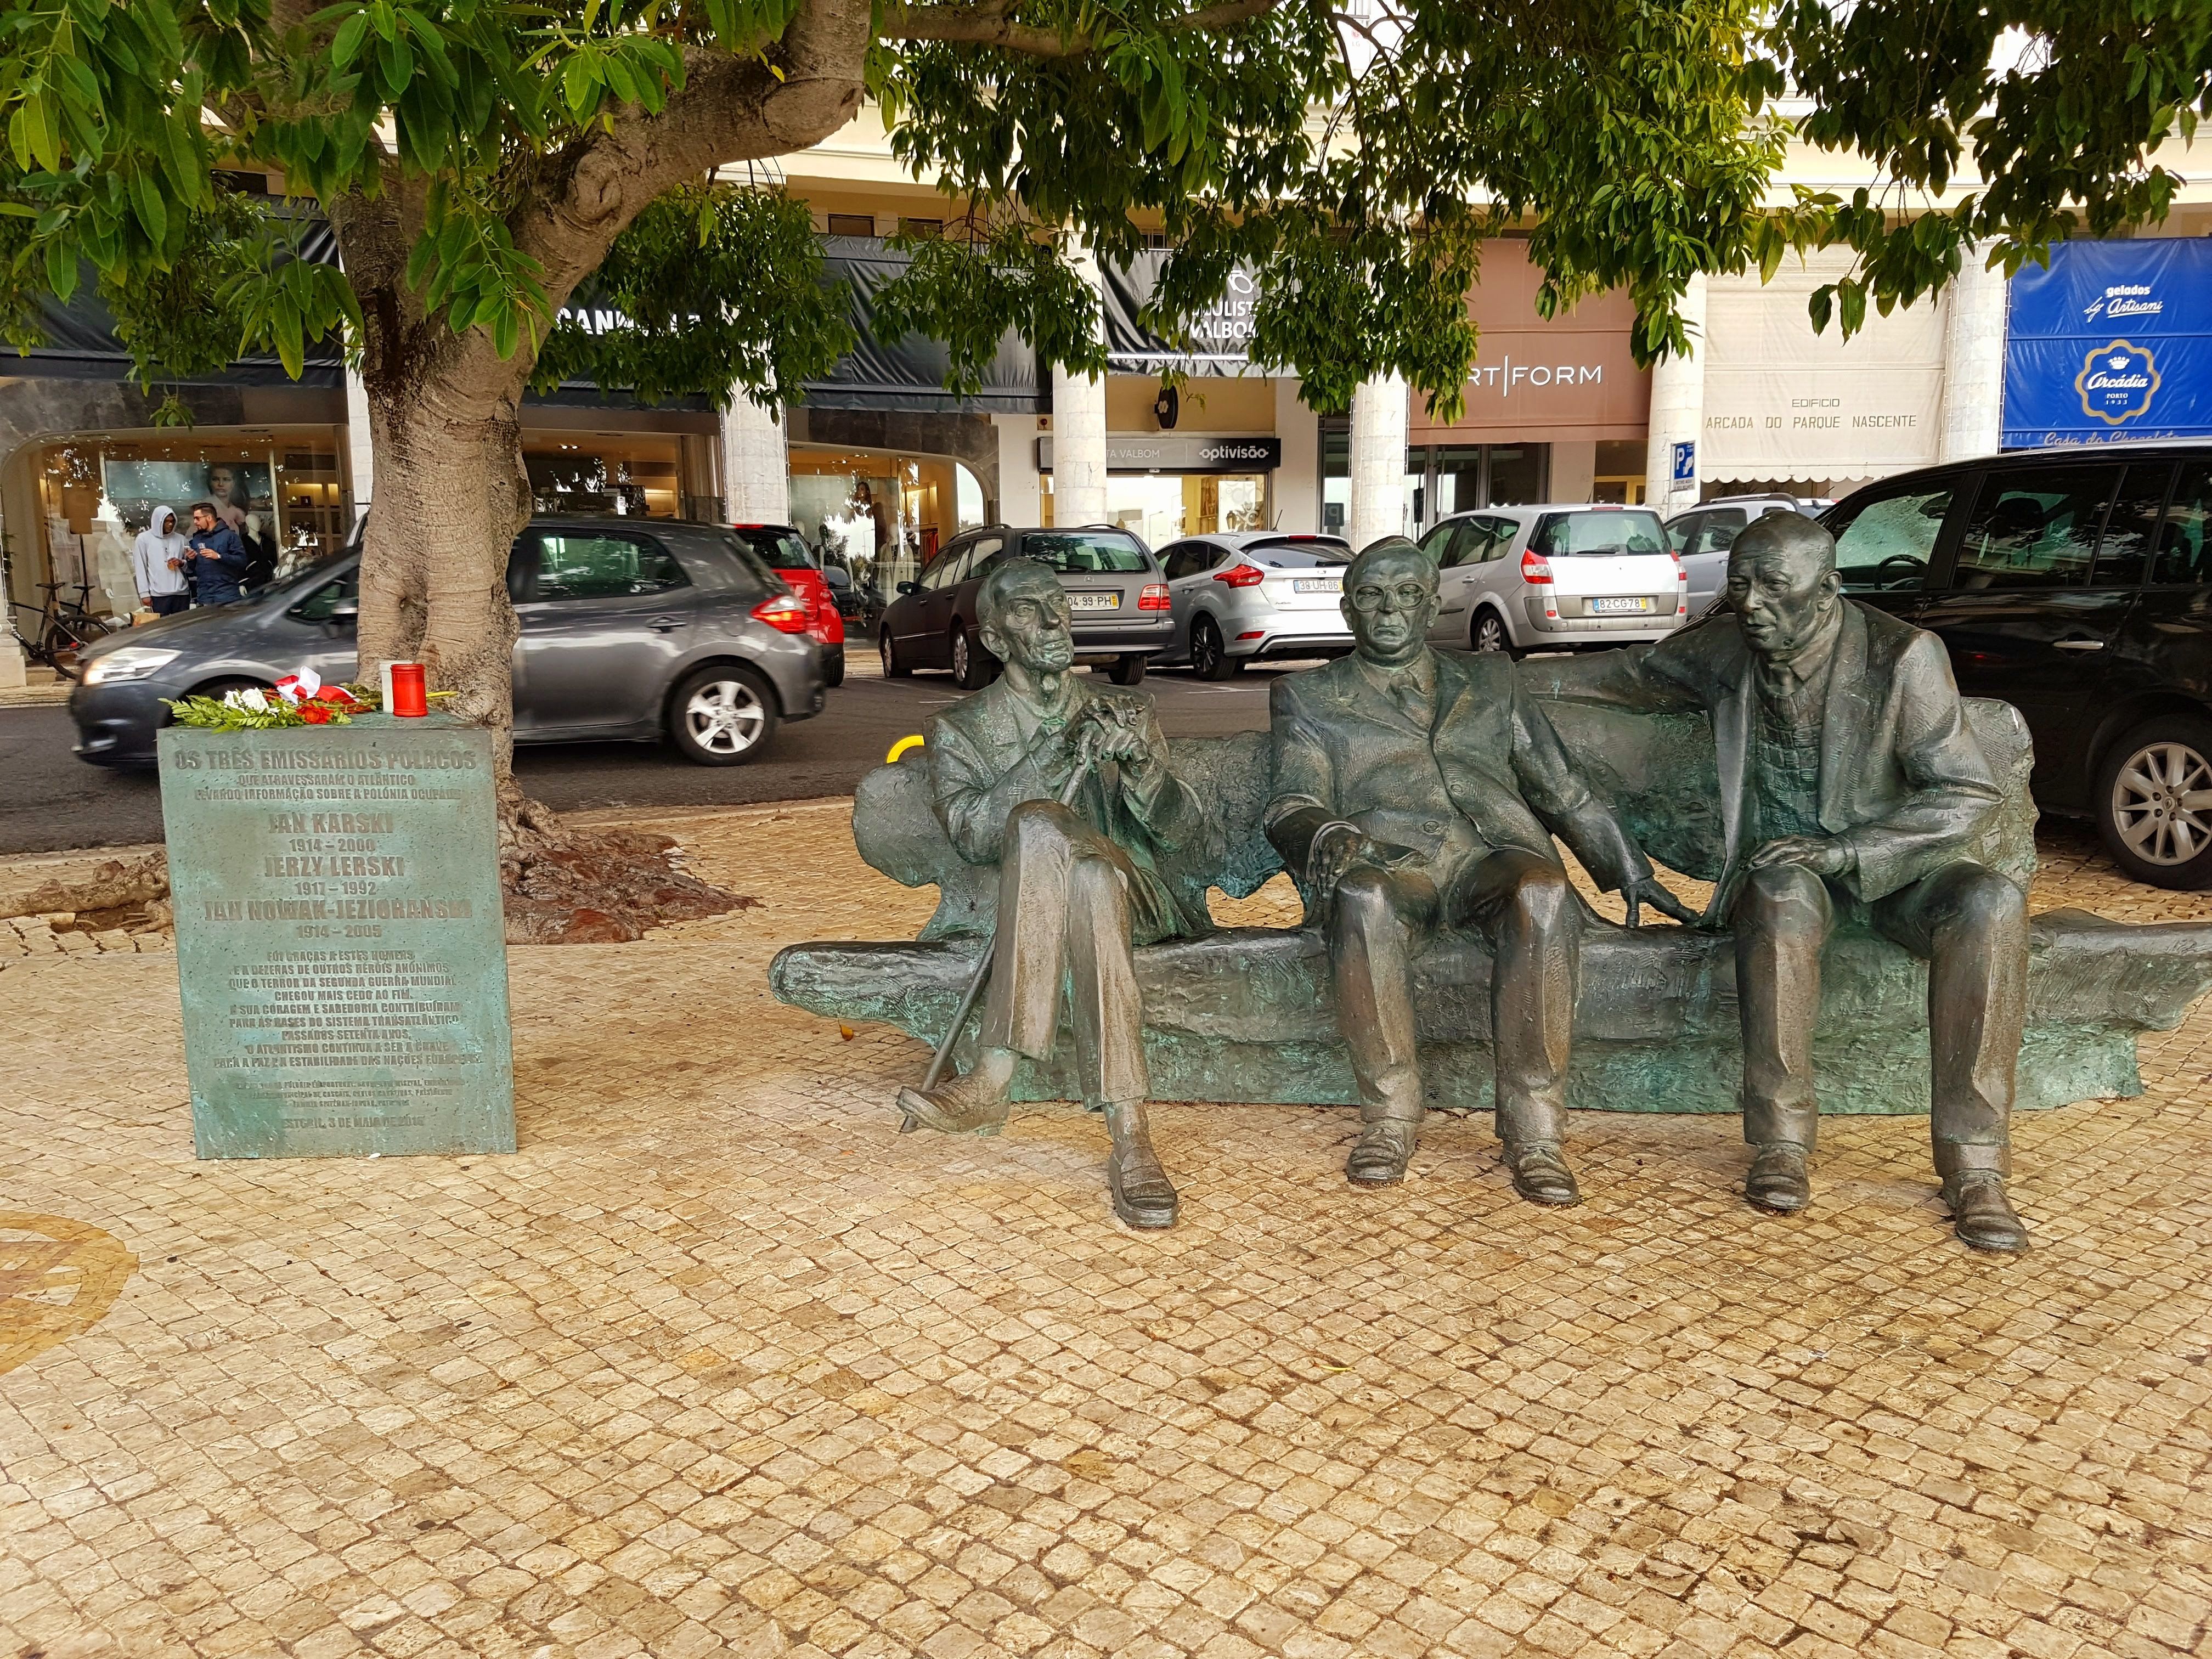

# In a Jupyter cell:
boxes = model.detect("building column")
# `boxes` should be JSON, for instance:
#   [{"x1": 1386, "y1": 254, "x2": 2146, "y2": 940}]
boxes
[
  {"x1": 1348, "y1": 373, "x2": 1408, "y2": 552},
  {"x1": 1643, "y1": 273, "x2": 1707, "y2": 512},
  {"x1": 1048, "y1": 245, "x2": 1109, "y2": 527},
  {"x1": 994, "y1": 415, "x2": 1042, "y2": 526},
  {"x1": 1272, "y1": 378, "x2": 1319, "y2": 533},
  {"x1": 0, "y1": 627, "x2": 25, "y2": 690},
  {"x1": 344, "y1": 364, "x2": 375, "y2": 526},
  {"x1": 1939, "y1": 255, "x2": 2007, "y2": 462},
  {"x1": 719, "y1": 391, "x2": 790, "y2": 524}
]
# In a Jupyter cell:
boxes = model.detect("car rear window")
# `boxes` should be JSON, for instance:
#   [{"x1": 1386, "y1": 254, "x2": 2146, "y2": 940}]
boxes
[
  {"x1": 1532, "y1": 510, "x2": 1669, "y2": 557},
  {"x1": 1018, "y1": 531, "x2": 1150, "y2": 574},
  {"x1": 1245, "y1": 538, "x2": 1351, "y2": 567},
  {"x1": 731, "y1": 526, "x2": 815, "y2": 569}
]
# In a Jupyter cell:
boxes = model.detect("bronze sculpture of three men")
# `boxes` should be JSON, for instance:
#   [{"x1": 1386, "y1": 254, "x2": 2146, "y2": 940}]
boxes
[{"x1": 899, "y1": 517, "x2": 2032, "y2": 1254}]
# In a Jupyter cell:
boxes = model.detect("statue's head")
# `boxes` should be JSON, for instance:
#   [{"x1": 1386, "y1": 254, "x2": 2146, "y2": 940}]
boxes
[
  {"x1": 1340, "y1": 538, "x2": 1439, "y2": 667},
  {"x1": 1725, "y1": 513, "x2": 1841, "y2": 661},
  {"x1": 975, "y1": 557, "x2": 1074, "y2": 676}
]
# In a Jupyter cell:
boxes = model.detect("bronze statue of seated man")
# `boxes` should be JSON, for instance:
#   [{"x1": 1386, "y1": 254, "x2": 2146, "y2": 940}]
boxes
[
  {"x1": 1567, "y1": 513, "x2": 2030, "y2": 1252},
  {"x1": 1265, "y1": 540, "x2": 1694, "y2": 1203},
  {"x1": 895, "y1": 558, "x2": 1210, "y2": 1228}
]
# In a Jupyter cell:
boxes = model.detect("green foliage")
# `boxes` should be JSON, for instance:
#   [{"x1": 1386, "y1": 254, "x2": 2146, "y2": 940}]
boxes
[
  {"x1": 0, "y1": 0, "x2": 2207, "y2": 425},
  {"x1": 870, "y1": 219, "x2": 1107, "y2": 396},
  {"x1": 533, "y1": 184, "x2": 853, "y2": 405}
]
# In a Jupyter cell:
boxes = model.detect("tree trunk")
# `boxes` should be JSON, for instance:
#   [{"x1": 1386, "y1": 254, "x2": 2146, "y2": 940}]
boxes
[
  {"x1": 317, "y1": 1, "x2": 872, "y2": 940},
  {"x1": 345, "y1": 341, "x2": 741, "y2": 943}
]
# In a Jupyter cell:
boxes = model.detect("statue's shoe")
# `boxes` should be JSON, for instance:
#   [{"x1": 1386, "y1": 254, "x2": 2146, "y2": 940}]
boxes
[
  {"x1": 896, "y1": 1073, "x2": 1010, "y2": 1135},
  {"x1": 1346, "y1": 1120, "x2": 1419, "y2": 1187},
  {"x1": 1745, "y1": 1145, "x2": 1812, "y2": 1213},
  {"x1": 1944, "y1": 1173, "x2": 2029, "y2": 1254},
  {"x1": 1504, "y1": 1142, "x2": 1581, "y2": 1207},
  {"x1": 1108, "y1": 1142, "x2": 1179, "y2": 1228}
]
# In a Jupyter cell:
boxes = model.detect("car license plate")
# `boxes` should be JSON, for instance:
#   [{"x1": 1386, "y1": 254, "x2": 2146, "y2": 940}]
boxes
[
  {"x1": 1069, "y1": 591, "x2": 1120, "y2": 611},
  {"x1": 1591, "y1": 596, "x2": 1653, "y2": 614},
  {"x1": 1293, "y1": 578, "x2": 1340, "y2": 594}
]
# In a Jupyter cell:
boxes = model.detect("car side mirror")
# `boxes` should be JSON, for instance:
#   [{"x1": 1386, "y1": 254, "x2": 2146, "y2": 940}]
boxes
[{"x1": 896, "y1": 580, "x2": 922, "y2": 596}]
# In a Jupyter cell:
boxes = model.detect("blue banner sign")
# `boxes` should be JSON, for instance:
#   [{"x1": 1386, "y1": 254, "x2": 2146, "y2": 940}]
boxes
[{"x1": 2005, "y1": 240, "x2": 2212, "y2": 447}]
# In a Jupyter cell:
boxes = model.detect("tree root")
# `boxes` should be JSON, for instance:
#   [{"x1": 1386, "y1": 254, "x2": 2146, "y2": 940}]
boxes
[
  {"x1": 1, "y1": 854, "x2": 172, "y2": 923},
  {"x1": 498, "y1": 796, "x2": 749, "y2": 944}
]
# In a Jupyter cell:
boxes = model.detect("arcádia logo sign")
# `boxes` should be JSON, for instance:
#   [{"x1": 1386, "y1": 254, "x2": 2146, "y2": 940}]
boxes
[{"x1": 2076, "y1": 340, "x2": 2160, "y2": 426}]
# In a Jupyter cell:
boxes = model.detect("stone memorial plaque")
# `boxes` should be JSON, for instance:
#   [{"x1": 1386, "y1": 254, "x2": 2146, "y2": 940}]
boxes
[{"x1": 157, "y1": 712, "x2": 516, "y2": 1158}]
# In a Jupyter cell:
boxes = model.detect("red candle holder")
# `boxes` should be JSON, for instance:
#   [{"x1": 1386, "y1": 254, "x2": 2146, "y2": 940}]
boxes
[{"x1": 389, "y1": 662, "x2": 428, "y2": 718}]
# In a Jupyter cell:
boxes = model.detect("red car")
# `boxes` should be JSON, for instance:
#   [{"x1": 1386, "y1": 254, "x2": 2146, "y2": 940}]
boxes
[{"x1": 730, "y1": 524, "x2": 845, "y2": 687}]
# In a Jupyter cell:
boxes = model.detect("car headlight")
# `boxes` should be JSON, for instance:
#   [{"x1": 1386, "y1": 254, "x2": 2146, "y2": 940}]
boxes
[{"x1": 82, "y1": 647, "x2": 182, "y2": 686}]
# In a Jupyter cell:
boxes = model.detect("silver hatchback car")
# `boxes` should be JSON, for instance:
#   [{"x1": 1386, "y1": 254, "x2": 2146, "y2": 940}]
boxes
[{"x1": 1157, "y1": 531, "x2": 1353, "y2": 679}]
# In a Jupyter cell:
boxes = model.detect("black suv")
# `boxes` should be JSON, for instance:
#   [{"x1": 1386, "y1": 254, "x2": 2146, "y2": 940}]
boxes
[
  {"x1": 1829, "y1": 442, "x2": 2212, "y2": 887},
  {"x1": 877, "y1": 525, "x2": 1172, "y2": 689}
]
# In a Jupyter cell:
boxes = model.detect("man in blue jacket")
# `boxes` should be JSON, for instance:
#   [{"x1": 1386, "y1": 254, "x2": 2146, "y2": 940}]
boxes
[{"x1": 185, "y1": 500, "x2": 252, "y2": 606}]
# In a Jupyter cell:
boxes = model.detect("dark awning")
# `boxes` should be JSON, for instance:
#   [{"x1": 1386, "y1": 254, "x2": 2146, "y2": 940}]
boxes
[{"x1": 801, "y1": 236, "x2": 1042, "y2": 414}]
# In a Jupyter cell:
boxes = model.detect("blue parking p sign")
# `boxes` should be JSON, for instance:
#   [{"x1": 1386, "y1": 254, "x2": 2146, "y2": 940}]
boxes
[{"x1": 1671, "y1": 441, "x2": 1696, "y2": 484}]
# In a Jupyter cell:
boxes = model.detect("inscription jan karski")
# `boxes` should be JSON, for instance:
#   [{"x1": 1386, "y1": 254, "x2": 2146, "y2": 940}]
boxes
[{"x1": 158, "y1": 714, "x2": 516, "y2": 1159}]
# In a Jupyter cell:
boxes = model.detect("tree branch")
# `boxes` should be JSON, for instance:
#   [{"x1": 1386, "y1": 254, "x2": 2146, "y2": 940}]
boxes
[{"x1": 880, "y1": 0, "x2": 1284, "y2": 56}]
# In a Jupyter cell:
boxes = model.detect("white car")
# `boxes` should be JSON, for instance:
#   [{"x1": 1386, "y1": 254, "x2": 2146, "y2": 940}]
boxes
[
  {"x1": 1663, "y1": 494, "x2": 1831, "y2": 616},
  {"x1": 1414, "y1": 504, "x2": 1688, "y2": 656}
]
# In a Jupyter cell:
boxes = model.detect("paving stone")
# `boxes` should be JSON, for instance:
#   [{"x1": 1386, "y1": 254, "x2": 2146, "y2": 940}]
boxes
[{"x1": 1, "y1": 801, "x2": 2209, "y2": 1657}]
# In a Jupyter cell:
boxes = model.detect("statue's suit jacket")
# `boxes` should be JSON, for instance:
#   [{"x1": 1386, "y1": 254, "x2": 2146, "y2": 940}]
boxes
[
  {"x1": 1265, "y1": 647, "x2": 1653, "y2": 898},
  {"x1": 1564, "y1": 600, "x2": 2003, "y2": 920},
  {"x1": 923, "y1": 676, "x2": 1210, "y2": 945}
]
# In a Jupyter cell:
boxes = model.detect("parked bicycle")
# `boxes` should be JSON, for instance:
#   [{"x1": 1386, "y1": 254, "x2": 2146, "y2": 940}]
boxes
[{"x1": 6, "y1": 578, "x2": 116, "y2": 681}]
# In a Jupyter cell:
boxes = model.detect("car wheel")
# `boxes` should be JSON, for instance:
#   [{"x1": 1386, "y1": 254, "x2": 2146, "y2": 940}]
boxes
[
  {"x1": 668, "y1": 664, "x2": 778, "y2": 766},
  {"x1": 1190, "y1": 617, "x2": 1241, "y2": 681},
  {"x1": 951, "y1": 626, "x2": 997, "y2": 690},
  {"x1": 1105, "y1": 654, "x2": 1147, "y2": 686},
  {"x1": 880, "y1": 630, "x2": 912, "y2": 678},
  {"x1": 1472, "y1": 609, "x2": 1522, "y2": 659},
  {"x1": 823, "y1": 646, "x2": 846, "y2": 689},
  {"x1": 2095, "y1": 715, "x2": 2212, "y2": 888}
]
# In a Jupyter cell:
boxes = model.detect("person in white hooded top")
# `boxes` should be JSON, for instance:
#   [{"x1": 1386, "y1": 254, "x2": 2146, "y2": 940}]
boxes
[{"x1": 131, "y1": 506, "x2": 192, "y2": 615}]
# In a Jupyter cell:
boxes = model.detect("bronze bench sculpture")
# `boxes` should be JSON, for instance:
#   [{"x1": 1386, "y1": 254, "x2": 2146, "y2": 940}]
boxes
[{"x1": 770, "y1": 699, "x2": 2212, "y2": 1119}]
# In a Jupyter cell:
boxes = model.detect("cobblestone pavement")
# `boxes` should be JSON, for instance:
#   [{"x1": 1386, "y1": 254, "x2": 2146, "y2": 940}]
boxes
[{"x1": 3, "y1": 804, "x2": 2209, "y2": 1659}]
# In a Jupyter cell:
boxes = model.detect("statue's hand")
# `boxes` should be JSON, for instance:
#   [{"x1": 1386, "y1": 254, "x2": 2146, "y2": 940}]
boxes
[
  {"x1": 1747, "y1": 835, "x2": 1852, "y2": 878},
  {"x1": 1624, "y1": 878, "x2": 1699, "y2": 928},
  {"x1": 1076, "y1": 697, "x2": 1157, "y2": 773},
  {"x1": 1307, "y1": 823, "x2": 1387, "y2": 899}
]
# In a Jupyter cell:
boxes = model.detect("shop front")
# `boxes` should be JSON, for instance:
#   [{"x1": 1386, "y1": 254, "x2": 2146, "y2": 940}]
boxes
[
  {"x1": 1036, "y1": 433, "x2": 1284, "y2": 545},
  {"x1": 786, "y1": 442, "x2": 988, "y2": 592},
  {"x1": 1323, "y1": 241, "x2": 1651, "y2": 535}
]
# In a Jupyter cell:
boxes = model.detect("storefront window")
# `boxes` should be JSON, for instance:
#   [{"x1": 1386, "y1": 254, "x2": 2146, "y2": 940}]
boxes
[
  {"x1": 1073, "y1": 473, "x2": 1268, "y2": 546},
  {"x1": 1326, "y1": 438, "x2": 1555, "y2": 539},
  {"x1": 21, "y1": 432, "x2": 347, "y2": 618},
  {"x1": 1592, "y1": 439, "x2": 1646, "y2": 504},
  {"x1": 523, "y1": 435, "x2": 682, "y2": 518},
  {"x1": 788, "y1": 445, "x2": 985, "y2": 593}
]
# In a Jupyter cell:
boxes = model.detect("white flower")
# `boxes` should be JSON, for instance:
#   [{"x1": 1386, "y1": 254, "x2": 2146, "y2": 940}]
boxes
[{"x1": 229, "y1": 688, "x2": 271, "y2": 713}]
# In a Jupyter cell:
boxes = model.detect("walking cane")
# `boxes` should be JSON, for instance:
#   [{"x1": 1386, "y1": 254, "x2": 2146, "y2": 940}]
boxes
[{"x1": 913, "y1": 726, "x2": 1107, "y2": 1099}]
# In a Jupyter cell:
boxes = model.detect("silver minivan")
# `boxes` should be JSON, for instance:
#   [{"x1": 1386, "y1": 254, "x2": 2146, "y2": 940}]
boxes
[{"x1": 1415, "y1": 504, "x2": 1687, "y2": 656}]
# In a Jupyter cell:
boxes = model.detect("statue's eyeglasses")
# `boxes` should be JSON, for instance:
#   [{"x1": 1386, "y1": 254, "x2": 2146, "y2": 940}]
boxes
[{"x1": 1348, "y1": 583, "x2": 1433, "y2": 613}]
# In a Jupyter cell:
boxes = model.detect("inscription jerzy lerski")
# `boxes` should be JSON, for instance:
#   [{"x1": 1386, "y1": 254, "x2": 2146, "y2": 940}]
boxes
[{"x1": 158, "y1": 714, "x2": 516, "y2": 1159}]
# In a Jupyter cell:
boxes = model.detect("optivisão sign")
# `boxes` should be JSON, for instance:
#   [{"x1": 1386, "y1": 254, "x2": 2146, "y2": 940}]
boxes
[{"x1": 2005, "y1": 240, "x2": 2212, "y2": 446}]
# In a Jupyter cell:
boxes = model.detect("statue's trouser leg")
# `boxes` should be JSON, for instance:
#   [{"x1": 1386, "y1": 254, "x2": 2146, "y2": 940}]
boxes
[
  {"x1": 980, "y1": 799, "x2": 1147, "y2": 1108},
  {"x1": 1869, "y1": 862, "x2": 2027, "y2": 1178},
  {"x1": 1733, "y1": 864, "x2": 1837, "y2": 1151},
  {"x1": 1327, "y1": 867, "x2": 1438, "y2": 1124},
  {"x1": 1460, "y1": 850, "x2": 1579, "y2": 1147}
]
